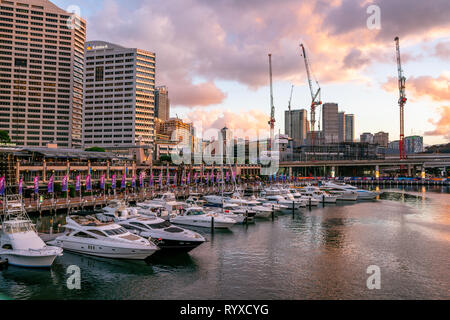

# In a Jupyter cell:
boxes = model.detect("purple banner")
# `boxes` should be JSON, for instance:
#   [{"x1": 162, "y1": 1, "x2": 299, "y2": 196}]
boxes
[
  {"x1": 132, "y1": 174, "x2": 136, "y2": 188},
  {"x1": 62, "y1": 175, "x2": 68, "y2": 192},
  {"x1": 100, "y1": 174, "x2": 105, "y2": 190},
  {"x1": 111, "y1": 174, "x2": 116, "y2": 189},
  {"x1": 34, "y1": 176, "x2": 39, "y2": 194},
  {"x1": 75, "y1": 175, "x2": 81, "y2": 191},
  {"x1": 48, "y1": 175, "x2": 54, "y2": 193},
  {"x1": 18, "y1": 177, "x2": 23, "y2": 195},
  {"x1": 0, "y1": 176, "x2": 5, "y2": 196},
  {"x1": 86, "y1": 174, "x2": 92, "y2": 191},
  {"x1": 121, "y1": 174, "x2": 126, "y2": 189}
]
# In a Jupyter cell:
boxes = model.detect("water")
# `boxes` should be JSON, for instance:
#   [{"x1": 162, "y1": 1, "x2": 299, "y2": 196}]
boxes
[{"x1": 1, "y1": 186, "x2": 449, "y2": 300}]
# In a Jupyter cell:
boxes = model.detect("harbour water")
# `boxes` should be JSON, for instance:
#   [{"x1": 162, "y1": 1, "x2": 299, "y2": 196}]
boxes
[{"x1": 1, "y1": 186, "x2": 449, "y2": 300}]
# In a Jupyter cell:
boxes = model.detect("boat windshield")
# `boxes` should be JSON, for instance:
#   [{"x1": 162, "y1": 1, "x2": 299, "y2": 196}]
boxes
[
  {"x1": 104, "y1": 227, "x2": 128, "y2": 236},
  {"x1": 149, "y1": 221, "x2": 171, "y2": 229},
  {"x1": 187, "y1": 210, "x2": 205, "y2": 216},
  {"x1": 2, "y1": 221, "x2": 33, "y2": 234}
]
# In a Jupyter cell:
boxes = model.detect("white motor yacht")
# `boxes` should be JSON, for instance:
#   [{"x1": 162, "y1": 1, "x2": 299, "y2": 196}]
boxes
[
  {"x1": 0, "y1": 195, "x2": 63, "y2": 268},
  {"x1": 96, "y1": 209, "x2": 205, "y2": 252},
  {"x1": 299, "y1": 185, "x2": 337, "y2": 203},
  {"x1": 321, "y1": 182, "x2": 373, "y2": 200},
  {"x1": 171, "y1": 207, "x2": 236, "y2": 229},
  {"x1": 49, "y1": 215, "x2": 158, "y2": 259}
]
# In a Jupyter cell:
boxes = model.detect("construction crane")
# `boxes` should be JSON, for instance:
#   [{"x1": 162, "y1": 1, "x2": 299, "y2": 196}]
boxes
[
  {"x1": 288, "y1": 84, "x2": 294, "y2": 139},
  {"x1": 268, "y1": 53, "x2": 275, "y2": 150},
  {"x1": 300, "y1": 43, "x2": 322, "y2": 146},
  {"x1": 395, "y1": 36, "x2": 407, "y2": 160}
]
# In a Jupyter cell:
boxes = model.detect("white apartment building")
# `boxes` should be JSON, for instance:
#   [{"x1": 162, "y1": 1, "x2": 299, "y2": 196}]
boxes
[{"x1": 82, "y1": 40, "x2": 155, "y2": 148}]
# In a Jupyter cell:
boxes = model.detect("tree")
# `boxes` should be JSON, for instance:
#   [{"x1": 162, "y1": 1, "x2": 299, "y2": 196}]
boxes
[
  {"x1": 85, "y1": 146, "x2": 106, "y2": 152},
  {"x1": 0, "y1": 130, "x2": 10, "y2": 143},
  {"x1": 159, "y1": 154, "x2": 172, "y2": 163}
]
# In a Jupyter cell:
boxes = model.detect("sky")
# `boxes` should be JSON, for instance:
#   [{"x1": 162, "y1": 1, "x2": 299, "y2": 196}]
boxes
[{"x1": 53, "y1": 0, "x2": 450, "y2": 145}]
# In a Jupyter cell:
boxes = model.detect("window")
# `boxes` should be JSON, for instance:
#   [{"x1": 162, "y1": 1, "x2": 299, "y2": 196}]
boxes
[
  {"x1": 87, "y1": 230, "x2": 106, "y2": 237},
  {"x1": 73, "y1": 232, "x2": 96, "y2": 238},
  {"x1": 95, "y1": 66, "x2": 104, "y2": 81}
]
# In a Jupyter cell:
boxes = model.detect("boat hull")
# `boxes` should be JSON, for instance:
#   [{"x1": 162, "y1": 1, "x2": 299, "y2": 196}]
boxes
[
  {"x1": 50, "y1": 240, "x2": 157, "y2": 260},
  {"x1": 0, "y1": 252, "x2": 59, "y2": 268}
]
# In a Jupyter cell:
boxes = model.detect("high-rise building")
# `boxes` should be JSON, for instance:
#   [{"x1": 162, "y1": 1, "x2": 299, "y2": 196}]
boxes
[
  {"x1": 360, "y1": 132, "x2": 374, "y2": 144},
  {"x1": 155, "y1": 85, "x2": 169, "y2": 121},
  {"x1": 0, "y1": 0, "x2": 86, "y2": 147},
  {"x1": 405, "y1": 135, "x2": 423, "y2": 153},
  {"x1": 284, "y1": 109, "x2": 307, "y2": 146},
  {"x1": 345, "y1": 114, "x2": 355, "y2": 142},
  {"x1": 338, "y1": 112, "x2": 346, "y2": 142},
  {"x1": 82, "y1": 41, "x2": 156, "y2": 148},
  {"x1": 157, "y1": 117, "x2": 193, "y2": 146},
  {"x1": 373, "y1": 131, "x2": 389, "y2": 147},
  {"x1": 322, "y1": 103, "x2": 339, "y2": 143}
]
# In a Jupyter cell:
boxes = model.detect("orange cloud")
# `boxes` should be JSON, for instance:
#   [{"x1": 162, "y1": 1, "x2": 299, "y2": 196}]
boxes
[
  {"x1": 184, "y1": 108, "x2": 270, "y2": 138},
  {"x1": 425, "y1": 106, "x2": 450, "y2": 140},
  {"x1": 382, "y1": 73, "x2": 450, "y2": 102}
]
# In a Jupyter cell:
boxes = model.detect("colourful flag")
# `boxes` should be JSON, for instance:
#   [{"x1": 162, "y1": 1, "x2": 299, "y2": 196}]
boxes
[
  {"x1": 34, "y1": 176, "x2": 39, "y2": 194},
  {"x1": 100, "y1": 174, "x2": 105, "y2": 190},
  {"x1": 194, "y1": 172, "x2": 198, "y2": 184},
  {"x1": 140, "y1": 172, "x2": 145, "y2": 187},
  {"x1": 62, "y1": 175, "x2": 68, "y2": 192},
  {"x1": 131, "y1": 174, "x2": 136, "y2": 188},
  {"x1": 210, "y1": 170, "x2": 214, "y2": 183},
  {"x1": 86, "y1": 174, "x2": 92, "y2": 191},
  {"x1": 18, "y1": 177, "x2": 23, "y2": 195},
  {"x1": 75, "y1": 175, "x2": 81, "y2": 191},
  {"x1": 121, "y1": 174, "x2": 126, "y2": 189},
  {"x1": 216, "y1": 171, "x2": 220, "y2": 183},
  {"x1": 0, "y1": 176, "x2": 5, "y2": 195},
  {"x1": 206, "y1": 172, "x2": 209, "y2": 184},
  {"x1": 187, "y1": 172, "x2": 191, "y2": 185},
  {"x1": 111, "y1": 174, "x2": 116, "y2": 189},
  {"x1": 48, "y1": 175, "x2": 54, "y2": 193},
  {"x1": 226, "y1": 171, "x2": 229, "y2": 182},
  {"x1": 166, "y1": 170, "x2": 170, "y2": 186}
]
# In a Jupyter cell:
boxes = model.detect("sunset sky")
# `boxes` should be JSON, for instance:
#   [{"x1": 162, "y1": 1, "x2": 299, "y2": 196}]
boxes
[{"x1": 54, "y1": 0, "x2": 449, "y2": 145}]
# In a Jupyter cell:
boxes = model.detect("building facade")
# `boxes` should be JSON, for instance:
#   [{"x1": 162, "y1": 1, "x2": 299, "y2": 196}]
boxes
[
  {"x1": 154, "y1": 85, "x2": 169, "y2": 121},
  {"x1": 338, "y1": 111, "x2": 346, "y2": 143},
  {"x1": 405, "y1": 135, "x2": 423, "y2": 153},
  {"x1": 285, "y1": 109, "x2": 307, "y2": 146},
  {"x1": 322, "y1": 103, "x2": 339, "y2": 144},
  {"x1": 360, "y1": 132, "x2": 374, "y2": 144},
  {"x1": 82, "y1": 41, "x2": 156, "y2": 148},
  {"x1": 373, "y1": 131, "x2": 389, "y2": 147},
  {"x1": 344, "y1": 114, "x2": 355, "y2": 142},
  {"x1": 0, "y1": 0, "x2": 86, "y2": 148}
]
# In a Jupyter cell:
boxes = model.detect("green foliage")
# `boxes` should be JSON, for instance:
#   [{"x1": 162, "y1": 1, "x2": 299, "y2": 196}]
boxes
[
  {"x1": 85, "y1": 146, "x2": 106, "y2": 152},
  {"x1": 0, "y1": 130, "x2": 10, "y2": 143},
  {"x1": 159, "y1": 154, "x2": 172, "y2": 163}
]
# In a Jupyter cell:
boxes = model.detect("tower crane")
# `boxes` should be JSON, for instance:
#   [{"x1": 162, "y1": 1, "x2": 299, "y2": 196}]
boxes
[
  {"x1": 300, "y1": 43, "x2": 322, "y2": 146},
  {"x1": 268, "y1": 53, "x2": 275, "y2": 150},
  {"x1": 394, "y1": 36, "x2": 407, "y2": 160},
  {"x1": 288, "y1": 84, "x2": 294, "y2": 139}
]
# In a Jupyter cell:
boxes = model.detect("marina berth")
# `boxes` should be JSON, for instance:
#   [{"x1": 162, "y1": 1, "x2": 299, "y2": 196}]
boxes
[
  {"x1": 96, "y1": 208, "x2": 206, "y2": 253},
  {"x1": 0, "y1": 195, "x2": 62, "y2": 268},
  {"x1": 48, "y1": 215, "x2": 158, "y2": 260},
  {"x1": 170, "y1": 207, "x2": 237, "y2": 230}
]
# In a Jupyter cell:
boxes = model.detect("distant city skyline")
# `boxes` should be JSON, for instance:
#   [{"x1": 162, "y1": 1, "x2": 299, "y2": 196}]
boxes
[{"x1": 52, "y1": 0, "x2": 449, "y2": 145}]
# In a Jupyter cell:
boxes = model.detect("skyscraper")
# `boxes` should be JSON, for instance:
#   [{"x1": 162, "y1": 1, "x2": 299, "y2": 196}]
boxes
[
  {"x1": 322, "y1": 103, "x2": 339, "y2": 144},
  {"x1": 83, "y1": 41, "x2": 156, "y2": 148},
  {"x1": 345, "y1": 114, "x2": 355, "y2": 142},
  {"x1": 155, "y1": 85, "x2": 170, "y2": 121},
  {"x1": 285, "y1": 109, "x2": 307, "y2": 146},
  {"x1": 338, "y1": 111, "x2": 346, "y2": 142},
  {"x1": 373, "y1": 131, "x2": 389, "y2": 147},
  {"x1": 360, "y1": 132, "x2": 374, "y2": 144},
  {"x1": 0, "y1": 0, "x2": 86, "y2": 147}
]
